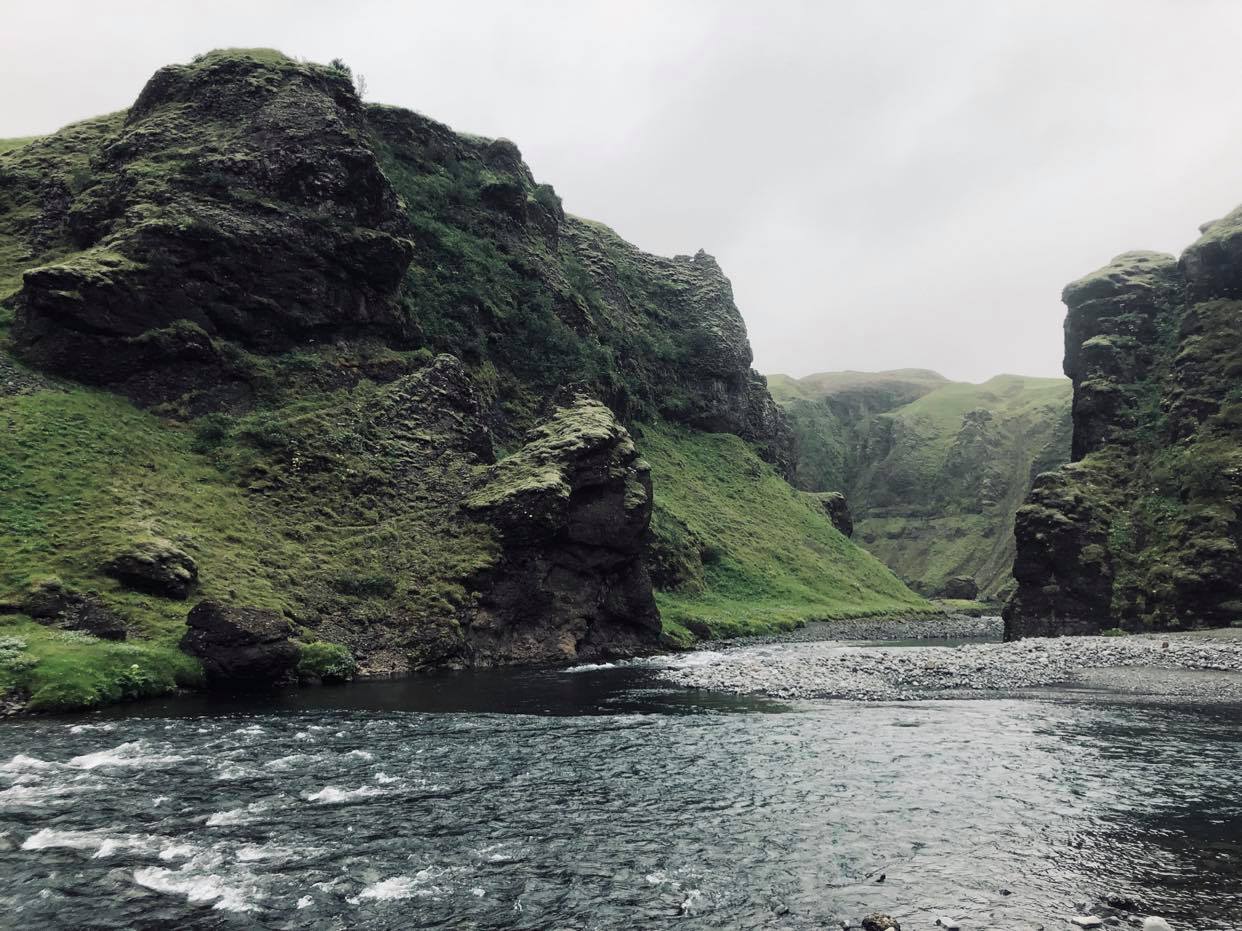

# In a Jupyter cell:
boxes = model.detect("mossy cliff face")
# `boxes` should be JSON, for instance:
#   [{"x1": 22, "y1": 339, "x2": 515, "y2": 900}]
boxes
[
  {"x1": 0, "y1": 50, "x2": 926, "y2": 709},
  {"x1": 7, "y1": 50, "x2": 413, "y2": 408},
  {"x1": 1006, "y1": 216, "x2": 1242, "y2": 638},
  {"x1": 771, "y1": 371, "x2": 1071, "y2": 599},
  {"x1": 465, "y1": 396, "x2": 660, "y2": 664}
]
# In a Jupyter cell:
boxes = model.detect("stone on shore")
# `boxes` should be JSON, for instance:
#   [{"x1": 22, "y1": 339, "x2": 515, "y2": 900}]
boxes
[
  {"x1": 180, "y1": 600, "x2": 298, "y2": 688},
  {"x1": 861, "y1": 914, "x2": 901, "y2": 931}
]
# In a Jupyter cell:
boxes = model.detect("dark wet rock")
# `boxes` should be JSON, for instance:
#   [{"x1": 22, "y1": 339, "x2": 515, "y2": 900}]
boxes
[
  {"x1": 180, "y1": 600, "x2": 298, "y2": 687},
  {"x1": 402, "y1": 615, "x2": 470, "y2": 672},
  {"x1": 1008, "y1": 221, "x2": 1242, "y2": 638},
  {"x1": 811, "y1": 491, "x2": 854, "y2": 537},
  {"x1": 466, "y1": 395, "x2": 661, "y2": 664},
  {"x1": 11, "y1": 49, "x2": 414, "y2": 409},
  {"x1": 3, "y1": 578, "x2": 127, "y2": 640},
  {"x1": 102, "y1": 538, "x2": 198, "y2": 599},
  {"x1": 861, "y1": 913, "x2": 901, "y2": 931},
  {"x1": 939, "y1": 576, "x2": 978, "y2": 600}
]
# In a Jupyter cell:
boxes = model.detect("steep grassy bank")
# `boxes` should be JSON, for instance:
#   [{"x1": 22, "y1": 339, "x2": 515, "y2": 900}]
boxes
[
  {"x1": 771, "y1": 371, "x2": 1071, "y2": 598},
  {"x1": 642, "y1": 422, "x2": 931, "y2": 643}
]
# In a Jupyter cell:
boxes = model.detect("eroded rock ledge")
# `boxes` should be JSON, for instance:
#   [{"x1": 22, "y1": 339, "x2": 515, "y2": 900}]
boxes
[{"x1": 464, "y1": 395, "x2": 661, "y2": 664}]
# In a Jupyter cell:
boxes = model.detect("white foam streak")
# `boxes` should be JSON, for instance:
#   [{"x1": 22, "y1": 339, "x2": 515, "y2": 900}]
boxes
[
  {"x1": 304, "y1": 785, "x2": 385, "y2": 804},
  {"x1": 132, "y1": 866, "x2": 260, "y2": 912},
  {"x1": 68, "y1": 740, "x2": 186, "y2": 771}
]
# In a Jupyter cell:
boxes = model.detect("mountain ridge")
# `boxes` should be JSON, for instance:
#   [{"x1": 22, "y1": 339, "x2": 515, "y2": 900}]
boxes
[{"x1": 0, "y1": 48, "x2": 928, "y2": 711}]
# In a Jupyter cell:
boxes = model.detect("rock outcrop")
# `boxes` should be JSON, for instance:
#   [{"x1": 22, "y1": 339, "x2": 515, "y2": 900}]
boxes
[
  {"x1": 9, "y1": 49, "x2": 413, "y2": 410},
  {"x1": 102, "y1": 538, "x2": 198, "y2": 599},
  {"x1": 1006, "y1": 214, "x2": 1242, "y2": 638},
  {"x1": 181, "y1": 600, "x2": 299, "y2": 687},
  {"x1": 810, "y1": 491, "x2": 854, "y2": 537},
  {"x1": 939, "y1": 576, "x2": 979, "y2": 601},
  {"x1": 465, "y1": 395, "x2": 661, "y2": 664},
  {"x1": 1, "y1": 579, "x2": 127, "y2": 641}
]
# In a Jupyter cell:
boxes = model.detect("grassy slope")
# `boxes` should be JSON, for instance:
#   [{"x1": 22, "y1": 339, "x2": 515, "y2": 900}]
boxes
[
  {"x1": 774, "y1": 372, "x2": 1071, "y2": 598},
  {"x1": 0, "y1": 137, "x2": 40, "y2": 156},
  {"x1": 769, "y1": 369, "x2": 948, "y2": 404},
  {"x1": 0, "y1": 373, "x2": 497, "y2": 709},
  {"x1": 641, "y1": 422, "x2": 931, "y2": 643}
]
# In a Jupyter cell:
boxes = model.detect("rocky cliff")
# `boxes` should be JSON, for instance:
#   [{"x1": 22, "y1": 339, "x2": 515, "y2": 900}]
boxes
[
  {"x1": 1006, "y1": 216, "x2": 1242, "y2": 637},
  {"x1": 0, "y1": 49, "x2": 922, "y2": 710},
  {"x1": 771, "y1": 370, "x2": 1072, "y2": 599}
]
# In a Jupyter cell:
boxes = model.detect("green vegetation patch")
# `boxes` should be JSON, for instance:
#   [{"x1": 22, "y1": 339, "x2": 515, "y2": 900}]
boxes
[{"x1": 0, "y1": 617, "x2": 200, "y2": 711}]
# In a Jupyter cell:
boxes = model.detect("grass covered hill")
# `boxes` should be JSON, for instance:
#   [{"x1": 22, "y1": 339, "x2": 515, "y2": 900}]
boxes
[
  {"x1": 770, "y1": 369, "x2": 1072, "y2": 599},
  {"x1": 0, "y1": 49, "x2": 929, "y2": 710}
]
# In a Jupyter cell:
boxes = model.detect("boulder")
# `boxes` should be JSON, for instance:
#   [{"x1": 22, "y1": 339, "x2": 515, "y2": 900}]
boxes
[
  {"x1": 5, "y1": 578, "x2": 127, "y2": 640},
  {"x1": 465, "y1": 395, "x2": 661, "y2": 664},
  {"x1": 102, "y1": 538, "x2": 198, "y2": 599},
  {"x1": 939, "y1": 576, "x2": 978, "y2": 600},
  {"x1": 180, "y1": 600, "x2": 299, "y2": 688},
  {"x1": 862, "y1": 915, "x2": 901, "y2": 931}
]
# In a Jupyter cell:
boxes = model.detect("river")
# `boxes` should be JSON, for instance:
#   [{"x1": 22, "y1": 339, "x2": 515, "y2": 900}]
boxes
[{"x1": 0, "y1": 648, "x2": 1239, "y2": 930}]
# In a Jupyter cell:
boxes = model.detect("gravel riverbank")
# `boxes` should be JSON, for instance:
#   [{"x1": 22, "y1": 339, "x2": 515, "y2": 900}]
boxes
[{"x1": 660, "y1": 617, "x2": 1242, "y2": 703}]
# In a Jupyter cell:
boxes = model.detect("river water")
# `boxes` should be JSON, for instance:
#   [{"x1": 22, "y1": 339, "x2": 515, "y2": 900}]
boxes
[{"x1": 0, "y1": 653, "x2": 1239, "y2": 930}]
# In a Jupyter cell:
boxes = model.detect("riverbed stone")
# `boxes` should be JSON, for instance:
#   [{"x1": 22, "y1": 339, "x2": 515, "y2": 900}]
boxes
[{"x1": 861, "y1": 914, "x2": 901, "y2": 931}]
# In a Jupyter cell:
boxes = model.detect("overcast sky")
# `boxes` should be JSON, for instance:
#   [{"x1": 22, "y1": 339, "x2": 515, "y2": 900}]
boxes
[{"x1": 4, "y1": 1, "x2": 1242, "y2": 382}]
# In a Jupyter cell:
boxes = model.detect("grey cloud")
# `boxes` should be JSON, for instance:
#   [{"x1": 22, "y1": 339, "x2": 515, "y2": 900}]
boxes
[{"x1": 4, "y1": 0, "x2": 1242, "y2": 382}]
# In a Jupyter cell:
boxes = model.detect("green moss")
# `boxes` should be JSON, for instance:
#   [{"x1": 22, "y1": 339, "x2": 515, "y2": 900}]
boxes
[
  {"x1": 0, "y1": 616, "x2": 201, "y2": 710},
  {"x1": 640, "y1": 422, "x2": 931, "y2": 639},
  {"x1": 296, "y1": 640, "x2": 356, "y2": 682},
  {"x1": 468, "y1": 398, "x2": 633, "y2": 510}
]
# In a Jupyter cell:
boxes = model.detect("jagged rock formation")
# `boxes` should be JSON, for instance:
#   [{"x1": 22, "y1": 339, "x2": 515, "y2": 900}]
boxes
[
  {"x1": 9, "y1": 51, "x2": 413, "y2": 410},
  {"x1": 465, "y1": 396, "x2": 661, "y2": 663},
  {"x1": 770, "y1": 371, "x2": 1072, "y2": 598},
  {"x1": 1006, "y1": 216, "x2": 1242, "y2": 637},
  {"x1": 2, "y1": 47, "x2": 792, "y2": 468}
]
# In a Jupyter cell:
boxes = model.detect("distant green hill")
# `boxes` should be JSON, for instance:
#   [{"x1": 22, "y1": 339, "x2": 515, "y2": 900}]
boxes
[{"x1": 771, "y1": 369, "x2": 1072, "y2": 598}]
